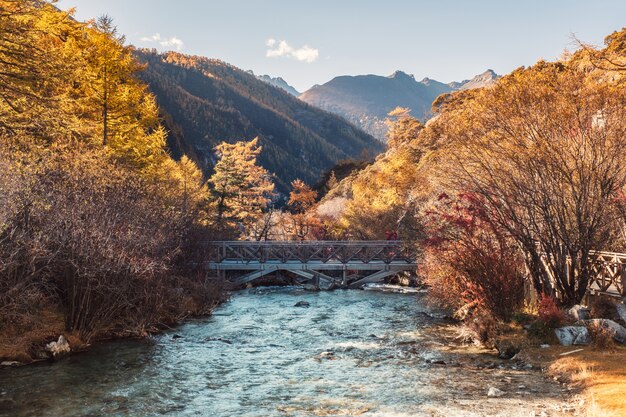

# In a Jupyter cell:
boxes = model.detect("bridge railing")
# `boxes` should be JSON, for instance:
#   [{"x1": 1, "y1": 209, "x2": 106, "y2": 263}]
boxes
[
  {"x1": 540, "y1": 250, "x2": 626, "y2": 297},
  {"x1": 203, "y1": 240, "x2": 416, "y2": 265},
  {"x1": 589, "y1": 250, "x2": 626, "y2": 296}
]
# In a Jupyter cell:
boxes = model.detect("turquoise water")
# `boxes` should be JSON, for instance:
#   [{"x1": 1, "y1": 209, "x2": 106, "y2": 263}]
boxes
[{"x1": 0, "y1": 287, "x2": 571, "y2": 417}]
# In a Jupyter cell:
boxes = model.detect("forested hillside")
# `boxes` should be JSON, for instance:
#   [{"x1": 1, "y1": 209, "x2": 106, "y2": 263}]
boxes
[{"x1": 136, "y1": 50, "x2": 383, "y2": 191}]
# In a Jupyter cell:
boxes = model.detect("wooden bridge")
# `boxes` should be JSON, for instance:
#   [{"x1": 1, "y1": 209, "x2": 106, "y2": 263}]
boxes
[
  {"x1": 202, "y1": 241, "x2": 626, "y2": 296},
  {"x1": 539, "y1": 250, "x2": 626, "y2": 298},
  {"x1": 204, "y1": 240, "x2": 417, "y2": 288},
  {"x1": 588, "y1": 251, "x2": 626, "y2": 297}
]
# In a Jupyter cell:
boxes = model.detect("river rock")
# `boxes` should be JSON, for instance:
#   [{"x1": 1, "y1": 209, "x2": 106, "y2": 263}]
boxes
[
  {"x1": 495, "y1": 340, "x2": 521, "y2": 360},
  {"x1": 0, "y1": 361, "x2": 21, "y2": 367},
  {"x1": 0, "y1": 398, "x2": 16, "y2": 409},
  {"x1": 294, "y1": 301, "x2": 310, "y2": 307},
  {"x1": 554, "y1": 326, "x2": 591, "y2": 346},
  {"x1": 568, "y1": 305, "x2": 591, "y2": 321},
  {"x1": 586, "y1": 319, "x2": 626, "y2": 344},
  {"x1": 615, "y1": 303, "x2": 626, "y2": 324},
  {"x1": 46, "y1": 335, "x2": 70, "y2": 359},
  {"x1": 487, "y1": 387, "x2": 505, "y2": 397},
  {"x1": 319, "y1": 280, "x2": 336, "y2": 291},
  {"x1": 302, "y1": 284, "x2": 319, "y2": 291},
  {"x1": 316, "y1": 351, "x2": 336, "y2": 361}
]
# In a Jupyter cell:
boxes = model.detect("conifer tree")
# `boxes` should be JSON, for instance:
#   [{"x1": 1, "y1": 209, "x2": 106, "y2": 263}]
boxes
[{"x1": 209, "y1": 137, "x2": 275, "y2": 231}]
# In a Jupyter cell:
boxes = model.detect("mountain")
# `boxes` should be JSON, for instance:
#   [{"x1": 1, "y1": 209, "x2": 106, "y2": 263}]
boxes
[
  {"x1": 456, "y1": 69, "x2": 499, "y2": 91},
  {"x1": 253, "y1": 72, "x2": 300, "y2": 96},
  {"x1": 299, "y1": 69, "x2": 499, "y2": 141},
  {"x1": 135, "y1": 50, "x2": 383, "y2": 192}
]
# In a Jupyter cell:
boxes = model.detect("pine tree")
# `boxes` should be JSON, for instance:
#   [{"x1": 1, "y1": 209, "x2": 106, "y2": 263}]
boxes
[{"x1": 209, "y1": 137, "x2": 275, "y2": 231}]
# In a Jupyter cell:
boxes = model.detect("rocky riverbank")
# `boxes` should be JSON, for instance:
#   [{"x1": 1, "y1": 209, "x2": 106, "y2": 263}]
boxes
[{"x1": 0, "y1": 286, "x2": 228, "y2": 367}]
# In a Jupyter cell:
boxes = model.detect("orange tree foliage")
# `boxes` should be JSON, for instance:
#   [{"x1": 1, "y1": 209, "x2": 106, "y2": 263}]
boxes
[
  {"x1": 321, "y1": 28, "x2": 626, "y2": 308},
  {"x1": 321, "y1": 107, "x2": 428, "y2": 240},
  {"x1": 284, "y1": 179, "x2": 318, "y2": 240}
]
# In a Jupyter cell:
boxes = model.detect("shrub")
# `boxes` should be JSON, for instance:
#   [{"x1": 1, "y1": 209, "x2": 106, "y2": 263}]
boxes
[
  {"x1": 0, "y1": 144, "x2": 224, "y2": 343},
  {"x1": 537, "y1": 295, "x2": 567, "y2": 328},
  {"x1": 511, "y1": 312, "x2": 535, "y2": 326},
  {"x1": 588, "y1": 323, "x2": 617, "y2": 352},
  {"x1": 589, "y1": 296, "x2": 617, "y2": 320},
  {"x1": 423, "y1": 193, "x2": 526, "y2": 322},
  {"x1": 465, "y1": 310, "x2": 499, "y2": 348}
]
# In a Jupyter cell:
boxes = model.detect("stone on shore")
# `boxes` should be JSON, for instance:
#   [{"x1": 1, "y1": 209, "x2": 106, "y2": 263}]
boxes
[
  {"x1": 45, "y1": 335, "x2": 71, "y2": 359},
  {"x1": 568, "y1": 305, "x2": 591, "y2": 321},
  {"x1": 495, "y1": 340, "x2": 521, "y2": 360},
  {"x1": 554, "y1": 326, "x2": 591, "y2": 346},
  {"x1": 586, "y1": 319, "x2": 626, "y2": 344},
  {"x1": 487, "y1": 387, "x2": 505, "y2": 397},
  {"x1": 615, "y1": 303, "x2": 626, "y2": 324}
]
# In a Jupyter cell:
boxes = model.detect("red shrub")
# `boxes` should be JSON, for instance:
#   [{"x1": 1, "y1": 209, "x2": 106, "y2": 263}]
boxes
[
  {"x1": 538, "y1": 294, "x2": 566, "y2": 328},
  {"x1": 423, "y1": 193, "x2": 526, "y2": 322}
]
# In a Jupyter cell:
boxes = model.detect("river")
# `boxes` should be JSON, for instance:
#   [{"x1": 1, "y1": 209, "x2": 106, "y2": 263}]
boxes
[{"x1": 0, "y1": 286, "x2": 576, "y2": 417}]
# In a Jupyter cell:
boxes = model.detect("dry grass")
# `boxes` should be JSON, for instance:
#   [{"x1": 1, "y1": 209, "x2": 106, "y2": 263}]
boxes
[
  {"x1": 548, "y1": 347, "x2": 626, "y2": 417},
  {"x1": 0, "y1": 307, "x2": 65, "y2": 363},
  {"x1": 504, "y1": 320, "x2": 626, "y2": 417}
]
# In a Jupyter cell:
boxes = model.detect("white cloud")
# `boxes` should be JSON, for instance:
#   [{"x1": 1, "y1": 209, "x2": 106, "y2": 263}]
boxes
[
  {"x1": 140, "y1": 33, "x2": 184, "y2": 51},
  {"x1": 266, "y1": 38, "x2": 319, "y2": 63}
]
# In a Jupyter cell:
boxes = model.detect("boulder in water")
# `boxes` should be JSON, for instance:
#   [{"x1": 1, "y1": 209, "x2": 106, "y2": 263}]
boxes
[
  {"x1": 316, "y1": 351, "x2": 336, "y2": 361},
  {"x1": 319, "y1": 280, "x2": 336, "y2": 291},
  {"x1": 294, "y1": 301, "x2": 310, "y2": 308},
  {"x1": 46, "y1": 335, "x2": 70, "y2": 359},
  {"x1": 302, "y1": 284, "x2": 319, "y2": 291}
]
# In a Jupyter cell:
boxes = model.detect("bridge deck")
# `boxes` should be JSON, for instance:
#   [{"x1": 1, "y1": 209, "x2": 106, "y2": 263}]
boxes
[{"x1": 204, "y1": 240, "x2": 417, "y2": 287}]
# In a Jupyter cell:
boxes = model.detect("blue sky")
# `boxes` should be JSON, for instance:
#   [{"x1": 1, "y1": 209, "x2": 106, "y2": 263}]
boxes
[{"x1": 57, "y1": 0, "x2": 626, "y2": 92}]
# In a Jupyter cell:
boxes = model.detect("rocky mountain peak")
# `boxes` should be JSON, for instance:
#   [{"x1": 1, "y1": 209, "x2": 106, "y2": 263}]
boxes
[{"x1": 389, "y1": 70, "x2": 415, "y2": 81}]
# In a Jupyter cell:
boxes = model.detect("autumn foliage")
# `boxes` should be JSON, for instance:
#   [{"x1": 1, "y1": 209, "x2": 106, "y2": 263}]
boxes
[
  {"x1": 0, "y1": 1, "x2": 224, "y2": 352},
  {"x1": 316, "y1": 28, "x2": 626, "y2": 310},
  {"x1": 423, "y1": 193, "x2": 526, "y2": 322}
]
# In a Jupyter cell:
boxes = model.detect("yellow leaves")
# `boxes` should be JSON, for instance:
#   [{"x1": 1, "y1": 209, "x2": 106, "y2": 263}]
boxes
[
  {"x1": 210, "y1": 138, "x2": 275, "y2": 229},
  {"x1": 385, "y1": 107, "x2": 423, "y2": 148},
  {"x1": 288, "y1": 179, "x2": 316, "y2": 212},
  {"x1": 0, "y1": 1, "x2": 214, "y2": 230}
]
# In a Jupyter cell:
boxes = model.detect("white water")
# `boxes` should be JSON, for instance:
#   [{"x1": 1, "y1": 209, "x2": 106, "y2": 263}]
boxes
[{"x1": 0, "y1": 287, "x2": 573, "y2": 416}]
